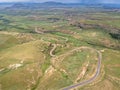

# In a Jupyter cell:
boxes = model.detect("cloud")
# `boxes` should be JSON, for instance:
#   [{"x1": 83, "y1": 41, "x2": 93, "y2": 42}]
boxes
[
  {"x1": 0, "y1": 0, "x2": 29, "y2": 2},
  {"x1": 0, "y1": 0, "x2": 78, "y2": 3},
  {"x1": 0, "y1": 0, "x2": 120, "y2": 4},
  {"x1": 102, "y1": 0, "x2": 120, "y2": 3}
]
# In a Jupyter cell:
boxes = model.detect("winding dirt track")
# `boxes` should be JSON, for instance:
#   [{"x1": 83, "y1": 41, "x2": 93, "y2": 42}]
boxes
[
  {"x1": 50, "y1": 44, "x2": 57, "y2": 57},
  {"x1": 62, "y1": 47, "x2": 102, "y2": 90}
]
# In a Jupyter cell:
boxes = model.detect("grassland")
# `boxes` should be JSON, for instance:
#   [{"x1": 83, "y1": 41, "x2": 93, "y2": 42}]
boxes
[{"x1": 0, "y1": 4, "x2": 120, "y2": 90}]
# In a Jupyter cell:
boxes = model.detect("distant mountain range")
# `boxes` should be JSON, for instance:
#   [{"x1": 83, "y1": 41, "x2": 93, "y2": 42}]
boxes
[
  {"x1": 4, "y1": 2, "x2": 83, "y2": 9},
  {"x1": 42, "y1": 1, "x2": 65, "y2": 5},
  {"x1": 2, "y1": 1, "x2": 120, "y2": 9}
]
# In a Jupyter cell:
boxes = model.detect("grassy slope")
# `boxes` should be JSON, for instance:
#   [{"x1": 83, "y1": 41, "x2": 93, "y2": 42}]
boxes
[{"x1": 0, "y1": 37, "x2": 51, "y2": 90}]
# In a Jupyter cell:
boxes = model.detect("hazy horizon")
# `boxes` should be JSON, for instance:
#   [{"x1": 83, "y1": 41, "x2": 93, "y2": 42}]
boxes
[{"x1": 0, "y1": 0, "x2": 120, "y2": 4}]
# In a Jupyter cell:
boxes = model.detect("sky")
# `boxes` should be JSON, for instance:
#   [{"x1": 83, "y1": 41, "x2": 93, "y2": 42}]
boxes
[{"x1": 0, "y1": 0, "x2": 120, "y2": 4}]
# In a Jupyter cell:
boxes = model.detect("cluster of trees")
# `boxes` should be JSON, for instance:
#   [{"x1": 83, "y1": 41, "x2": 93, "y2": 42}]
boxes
[{"x1": 109, "y1": 33, "x2": 120, "y2": 39}]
